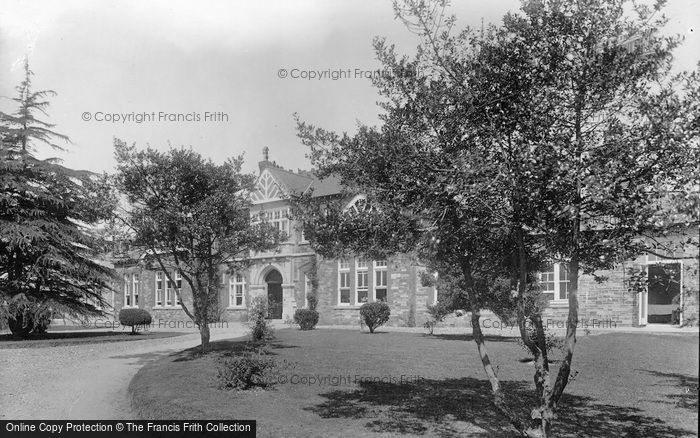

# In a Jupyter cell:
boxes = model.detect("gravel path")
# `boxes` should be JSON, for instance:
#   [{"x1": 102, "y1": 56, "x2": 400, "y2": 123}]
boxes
[{"x1": 0, "y1": 325, "x2": 249, "y2": 420}]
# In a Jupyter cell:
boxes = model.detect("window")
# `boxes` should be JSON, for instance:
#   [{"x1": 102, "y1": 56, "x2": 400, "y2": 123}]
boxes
[
  {"x1": 538, "y1": 263, "x2": 569, "y2": 301},
  {"x1": 267, "y1": 208, "x2": 290, "y2": 239},
  {"x1": 155, "y1": 272, "x2": 164, "y2": 307},
  {"x1": 229, "y1": 273, "x2": 245, "y2": 308},
  {"x1": 300, "y1": 222, "x2": 308, "y2": 243},
  {"x1": 374, "y1": 260, "x2": 388, "y2": 302},
  {"x1": 304, "y1": 274, "x2": 312, "y2": 307},
  {"x1": 175, "y1": 271, "x2": 182, "y2": 306},
  {"x1": 338, "y1": 260, "x2": 351, "y2": 305},
  {"x1": 356, "y1": 258, "x2": 369, "y2": 304},
  {"x1": 123, "y1": 273, "x2": 140, "y2": 308},
  {"x1": 155, "y1": 271, "x2": 177, "y2": 307},
  {"x1": 124, "y1": 274, "x2": 131, "y2": 307},
  {"x1": 345, "y1": 195, "x2": 372, "y2": 214},
  {"x1": 558, "y1": 264, "x2": 569, "y2": 299},
  {"x1": 132, "y1": 274, "x2": 140, "y2": 306},
  {"x1": 165, "y1": 275, "x2": 174, "y2": 306}
]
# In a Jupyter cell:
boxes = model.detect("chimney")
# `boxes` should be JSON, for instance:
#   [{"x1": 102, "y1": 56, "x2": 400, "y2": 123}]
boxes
[{"x1": 259, "y1": 146, "x2": 272, "y2": 172}]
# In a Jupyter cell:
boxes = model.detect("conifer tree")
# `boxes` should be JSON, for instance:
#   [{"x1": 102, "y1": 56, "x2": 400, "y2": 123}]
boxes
[{"x1": 0, "y1": 60, "x2": 115, "y2": 337}]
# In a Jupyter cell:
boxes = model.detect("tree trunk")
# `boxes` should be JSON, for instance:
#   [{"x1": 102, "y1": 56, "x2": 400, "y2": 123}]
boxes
[
  {"x1": 199, "y1": 322, "x2": 210, "y2": 352},
  {"x1": 460, "y1": 256, "x2": 531, "y2": 436},
  {"x1": 470, "y1": 307, "x2": 531, "y2": 436},
  {"x1": 514, "y1": 227, "x2": 553, "y2": 437},
  {"x1": 8, "y1": 314, "x2": 32, "y2": 339},
  {"x1": 549, "y1": 255, "x2": 579, "y2": 409}
]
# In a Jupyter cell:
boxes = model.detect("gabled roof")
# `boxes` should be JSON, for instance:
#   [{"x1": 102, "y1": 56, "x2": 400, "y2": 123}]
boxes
[{"x1": 251, "y1": 160, "x2": 343, "y2": 204}]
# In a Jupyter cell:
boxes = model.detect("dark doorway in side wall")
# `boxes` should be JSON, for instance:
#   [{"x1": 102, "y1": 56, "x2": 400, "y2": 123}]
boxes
[
  {"x1": 265, "y1": 269, "x2": 283, "y2": 319},
  {"x1": 647, "y1": 263, "x2": 681, "y2": 324}
]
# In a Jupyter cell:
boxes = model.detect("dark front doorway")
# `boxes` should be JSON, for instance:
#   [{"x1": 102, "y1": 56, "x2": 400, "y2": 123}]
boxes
[
  {"x1": 265, "y1": 270, "x2": 283, "y2": 319},
  {"x1": 647, "y1": 263, "x2": 681, "y2": 324}
]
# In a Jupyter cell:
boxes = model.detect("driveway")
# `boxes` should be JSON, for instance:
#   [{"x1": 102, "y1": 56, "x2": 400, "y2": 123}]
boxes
[{"x1": 0, "y1": 324, "x2": 249, "y2": 420}]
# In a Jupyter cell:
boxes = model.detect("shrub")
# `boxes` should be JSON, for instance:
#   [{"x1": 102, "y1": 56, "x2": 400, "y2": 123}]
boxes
[
  {"x1": 424, "y1": 301, "x2": 451, "y2": 335},
  {"x1": 217, "y1": 350, "x2": 277, "y2": 390},
  {"x1": 359, "y1": 301, "x2": 390, "y2": 333},
  {"x1": 118, "y1": 308, "x2": 152, "y2": 334},
  {"x1": 293, "y1": 309, "x2": 319, "y2": 330},
  {"x1": 248, "y1": 296, "x2": 274, "y2": 342}
]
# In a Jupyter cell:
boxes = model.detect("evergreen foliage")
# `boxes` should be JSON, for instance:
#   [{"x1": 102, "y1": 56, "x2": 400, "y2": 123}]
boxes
[
  {"x1": 0, "y1": 60, "x2": 116, "y2": 338},
  {"x1": 291, "y1": 1, "x2": 699, "y2": 435},
  {"x1": 113, "y1": 141, "x2": 281, "y2": 351}
]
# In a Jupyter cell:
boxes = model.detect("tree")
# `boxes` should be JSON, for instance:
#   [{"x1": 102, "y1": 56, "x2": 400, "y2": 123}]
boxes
[
  {"x1": 113, "y1": 140, "x2": 281, "y2": 351},
  {"x1": 293, "y1": 0, "x2": 698, "y2": 436},
  {"x1": 0, "y1": 60, "x2": 116, "y2": 337},
  {"x1": 473, "y1": 2, "x2": 698, "y2": 434}
]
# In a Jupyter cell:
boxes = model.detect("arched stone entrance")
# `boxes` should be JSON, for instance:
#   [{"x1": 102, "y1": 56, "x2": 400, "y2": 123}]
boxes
[{"x1": 265, "y1": 269, "x2": 283, "y2": 319}]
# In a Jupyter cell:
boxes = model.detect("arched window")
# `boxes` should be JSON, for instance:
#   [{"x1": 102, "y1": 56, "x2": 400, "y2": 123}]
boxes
[{"x1": 343, "y1": 195, "x2": 372, "y2": 214}]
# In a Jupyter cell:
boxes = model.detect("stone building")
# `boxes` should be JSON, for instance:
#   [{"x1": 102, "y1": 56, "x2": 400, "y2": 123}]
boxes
[{"x1": 109, "y1": 152, "x2": 699, "y2": 329}]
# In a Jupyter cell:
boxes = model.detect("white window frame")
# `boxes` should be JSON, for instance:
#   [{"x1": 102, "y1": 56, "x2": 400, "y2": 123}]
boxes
[
  {"x1": 356, "y1": 258, "x2": 369, "y2": 304},
  {"x1": 300, "y1": 222, "x2": 308, "y2": 244},
  {"x1": 338, "y1": 259, "x2": 351, "y2": 306},
  {"x1": 132, "y1": 273, "x2": 140, "y2": 307},
  {"x1": 266, "y1": 208, "x2": 290, "y2": 241},
  {"x1": 155, "y1": 272, "x2": 164, "y2": 307},
  {"x1": 164, "y1": 273, "x2": 174, "y2": 307},
  {"x1": 123, "y1": 274, "x2": 131, "y2": 308},
  {"x1": 304, "y1": 274, "x2": 312, "y2": 308},
  {"x1": 174, "y1": 271, "x2": 182, "y2": 306},
  {"x1": 538, "y1": 263, "x2": 569, "y2": 302},
  {"x1": 229, "y1": 273, "x2": 246, "y2": 308},
  {"x1": 373, "y1": 260, "x2": 388, "y2": 302}
]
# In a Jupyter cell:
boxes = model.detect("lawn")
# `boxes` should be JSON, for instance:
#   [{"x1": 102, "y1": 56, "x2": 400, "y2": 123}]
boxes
[
  {"x1": 0, "y1": 330, "x2": 186, "y2": 349},
  {"x1": 129, "y1": 328, "x2": 699, "y2": 437}
]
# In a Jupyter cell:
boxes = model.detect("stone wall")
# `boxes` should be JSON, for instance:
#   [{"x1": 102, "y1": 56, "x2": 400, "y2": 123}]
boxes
[
  {"x1": 314, "y1": 253, "x2": 436, "y2": 327},
  {"x1": 109, "y1": 234, "x2": 699, "y2": 330}
]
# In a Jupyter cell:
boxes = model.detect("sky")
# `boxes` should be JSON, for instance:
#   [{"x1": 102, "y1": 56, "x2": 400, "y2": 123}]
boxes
[{"x1": 0, "y1": 0, "x2": 698, "y2": 176}]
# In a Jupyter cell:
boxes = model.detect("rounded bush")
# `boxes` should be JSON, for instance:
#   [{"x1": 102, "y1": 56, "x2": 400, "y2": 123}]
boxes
[
  {"x1": 119, "y1": 308, "x2": 152, "y2": 334},
  {"x1": 359, "y1": 301, "x2": 390, "y2": 333},
  {"x1": 293, "y1": 309, "x2": 319, "y2": 330}
]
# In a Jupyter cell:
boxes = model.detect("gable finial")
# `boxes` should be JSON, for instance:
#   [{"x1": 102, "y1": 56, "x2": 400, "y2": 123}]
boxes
[{"x1": 263, "y1": 146, "x2": 269, "y2": 161}]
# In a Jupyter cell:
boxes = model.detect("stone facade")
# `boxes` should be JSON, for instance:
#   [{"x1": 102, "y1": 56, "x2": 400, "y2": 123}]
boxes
[
  {"x1": 109, "y1": 159, "x2": 699, "y2": 329},
  {"x1": 313, "y1": 253, "x2": 437, "y2": 327}
]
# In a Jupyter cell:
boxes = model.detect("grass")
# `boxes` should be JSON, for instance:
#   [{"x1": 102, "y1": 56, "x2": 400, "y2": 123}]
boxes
[
  {"x1": 130, "y1": 329, "x2": 699, "y2": 437},
  {"x1": 0, "y1": 330, "x2": 186, "y2": 349}
]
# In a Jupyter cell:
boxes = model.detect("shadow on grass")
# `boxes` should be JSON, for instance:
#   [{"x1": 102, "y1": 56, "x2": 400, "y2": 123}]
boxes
[
  {"x1": 428, "y1": 333, "x2": 518, "y2": 343},
  {"x1": 170, "y1": 337, "x2": 299, "y2": 362},
  {"x1": 109, "y1": 351, "x2": 175, "y2": 366},
  {"x1": 306, "y1": 377, "x2": 695, "y2": 438},
  {"x1": 640, "y1": 369, "x2": 699, "y2": 412},
  {"x1": 0, "y1": 331, "x2": 124, "y2": 341},
  {"x1": 0, "y1": 331, "x2": 186, "y2": 349}
]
